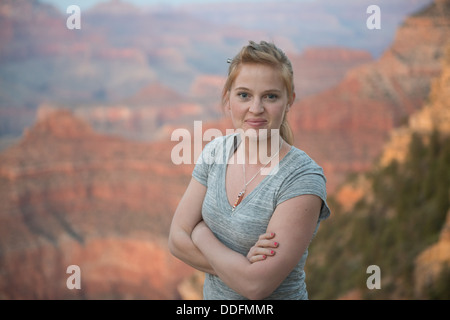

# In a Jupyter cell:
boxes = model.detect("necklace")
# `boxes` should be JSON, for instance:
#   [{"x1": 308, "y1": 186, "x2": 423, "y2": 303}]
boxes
[{"x1": 231, "y1": 140, "x2": 283, "y2": 212}]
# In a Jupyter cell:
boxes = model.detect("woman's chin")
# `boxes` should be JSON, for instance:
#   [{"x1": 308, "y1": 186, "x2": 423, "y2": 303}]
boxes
[{"x1": 241, "y1": 128, "x2": 280, "y2": 142}]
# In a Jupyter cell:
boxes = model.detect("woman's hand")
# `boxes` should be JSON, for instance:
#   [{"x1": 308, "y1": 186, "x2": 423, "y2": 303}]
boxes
[
  {"x1": 246, "y1": 232, "x2": 279, "y2": 263},
  {"x1": 193, "y1": 223, "x2": 280, "y2": 264}
]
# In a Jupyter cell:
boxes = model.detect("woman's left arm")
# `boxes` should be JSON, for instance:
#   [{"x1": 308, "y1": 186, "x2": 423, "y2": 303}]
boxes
[{"x1": 191, "y1": 194, "x2": 322, "y2": 300}]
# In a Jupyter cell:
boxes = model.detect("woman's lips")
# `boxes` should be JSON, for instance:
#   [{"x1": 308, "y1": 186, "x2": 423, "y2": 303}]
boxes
[{"x1": 245, "y1": 119, "x2": 268, "y2": 128}]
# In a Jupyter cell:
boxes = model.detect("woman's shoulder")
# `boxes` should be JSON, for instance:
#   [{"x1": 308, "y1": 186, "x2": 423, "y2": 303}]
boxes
[
  {"x1": 282, "y1": 146, "x2": 326, "y2": 180},
  {"x1": 287, "y1": 146, "x2": 320, "y2": 168}
]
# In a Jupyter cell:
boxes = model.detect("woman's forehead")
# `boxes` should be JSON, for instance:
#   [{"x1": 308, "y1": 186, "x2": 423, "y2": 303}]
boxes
[{"x1": 232, "y1": 63, "x2": 284, "y2": 90}]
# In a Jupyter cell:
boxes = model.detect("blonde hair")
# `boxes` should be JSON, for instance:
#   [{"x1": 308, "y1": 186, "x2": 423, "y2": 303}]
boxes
[{"x1": 222, "y1": 40, "x2": 295, "y2": 145}]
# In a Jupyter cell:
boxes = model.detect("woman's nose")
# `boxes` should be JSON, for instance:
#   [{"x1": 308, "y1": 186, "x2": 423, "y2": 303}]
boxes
[{"x1": 249, "y1": 97, "x2": 264, "y2": 114}]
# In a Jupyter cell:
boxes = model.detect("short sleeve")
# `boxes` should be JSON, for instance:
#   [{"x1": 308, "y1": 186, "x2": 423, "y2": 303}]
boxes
[
  {"x1": 192, "y1": 135, "x2": 227, "y2": 187},
  {"x1": 276, "y1": 158, "x2": 331, "y2": 221}
]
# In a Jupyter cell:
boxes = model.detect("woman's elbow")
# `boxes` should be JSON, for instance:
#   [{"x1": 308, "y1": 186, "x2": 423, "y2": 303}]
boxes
[
  {"x1": 245, "y1": 283, "x2": 274, "y2": 300},
  {"x1": 168, "y1": 231, "x2": 180, "y2": 258},
  {"x1": 168, "y1": 220, "x2": 186, "y2": 256},
  {"x1": 242, "y1": 272, "x2": 278, "y2": 300}
]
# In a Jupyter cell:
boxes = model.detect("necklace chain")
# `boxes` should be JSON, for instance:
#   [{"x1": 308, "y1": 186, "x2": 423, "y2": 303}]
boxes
[{"x1": 231, "y1": 140, "x2": 283, "y2": 212}]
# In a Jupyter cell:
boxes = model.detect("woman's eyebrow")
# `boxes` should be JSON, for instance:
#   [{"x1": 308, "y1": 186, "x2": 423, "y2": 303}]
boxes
[
  {"x1": 262, "y1": 89, "x2": 282, "y2": 94},
  {"x1": 233, "y1": 87, "x2": 282, "y2": 94},
  {"x1": 234, "y1": 87, "x2": 251, "y2": 91}
]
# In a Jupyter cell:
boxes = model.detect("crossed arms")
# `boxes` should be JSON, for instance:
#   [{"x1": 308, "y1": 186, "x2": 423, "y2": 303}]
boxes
[{"x1": 168, "y1": 177, "x2": 321, "y2": 300}]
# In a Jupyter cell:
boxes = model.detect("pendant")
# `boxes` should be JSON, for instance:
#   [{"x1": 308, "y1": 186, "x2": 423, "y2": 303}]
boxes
[{"x1": 231, "y1": 189, "x2": 245, "y2": 212}]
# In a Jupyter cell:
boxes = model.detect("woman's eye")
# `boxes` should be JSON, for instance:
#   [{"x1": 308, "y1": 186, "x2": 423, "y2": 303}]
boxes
[
  {"x1": 238, "y1": 92, "x2": 249, "y2": 99},
  {"x1": 265, "y1": 94, "x2": 278, "y2": 100}
]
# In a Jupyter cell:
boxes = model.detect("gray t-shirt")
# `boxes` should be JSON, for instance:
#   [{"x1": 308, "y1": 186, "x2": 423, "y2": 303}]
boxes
[{"x1": 192, "y1": 134, "x2": 331, "y2": 300}]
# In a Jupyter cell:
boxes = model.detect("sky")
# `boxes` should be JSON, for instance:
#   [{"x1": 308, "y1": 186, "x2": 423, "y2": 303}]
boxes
[{"x1": 41, "y1": 0, "x2": 279, "y2": 12}]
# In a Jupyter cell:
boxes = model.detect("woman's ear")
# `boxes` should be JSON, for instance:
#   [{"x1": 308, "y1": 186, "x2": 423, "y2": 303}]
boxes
[{"x1": 286, "y1": 92, "x2": 295, "y2": 113}]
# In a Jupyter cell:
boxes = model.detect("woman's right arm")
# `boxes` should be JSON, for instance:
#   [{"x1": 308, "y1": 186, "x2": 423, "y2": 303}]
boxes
[{"x1": 168, "y1": 177, "x2": 216, "y2": 274}]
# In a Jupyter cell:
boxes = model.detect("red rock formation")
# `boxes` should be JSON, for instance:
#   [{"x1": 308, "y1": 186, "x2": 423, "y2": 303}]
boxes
[
  {"x1": 380, "y1": 44, "x2": 450, "y2": 166},
  {"x1": 0, "y1": 109, "x2": 196, "y2": 299},
  {"x1": 1, "y1": 0, "x2": 448, "y2": 301},
  {"x1": 382, "y1": 43, "x2": 450, "y2": 298},
  {"x1": 291, "y1": 47, "x2": 373, "y2": 99},
  {"x1": 289, "y1": 0, "x2": 450, "y2": 192},
  {"x1": 329, "y1": 42, "x2": 450, "y2": 299}
]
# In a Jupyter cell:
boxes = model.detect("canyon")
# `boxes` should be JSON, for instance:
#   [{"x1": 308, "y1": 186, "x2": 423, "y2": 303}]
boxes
[
  {"x1": 0, "y1": 0, "x2": 449, "y2": 299},
  {"x1": 327, "y1": 42, "x2": 450, "y2": 299},
  {"x1": 0, "y1": 108, "x2": 196, "y2": 299}
]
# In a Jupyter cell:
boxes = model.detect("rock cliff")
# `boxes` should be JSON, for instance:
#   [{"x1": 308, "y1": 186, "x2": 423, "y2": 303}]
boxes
[
  {"x1": 411, "y1": 45, "x2": 450, "y2": 298},
  {"x1": 414, "y1": 209, "x2": 450, "y2": 298},
  {"x1": 329, "y1": 42, "x2": 450, "y2": 300},
  {"x1": 289, "y1": 0, "x2": 450, "y2": 192},
  {"x1": 1, "y1": 0, "x2": 448, "y2": 300},
  {"x1": 380, "y1": 45, "x2": 450, "y2": 165},
  {"x1": 0, "y1": 109, "x2": 195, "y2": 299}
]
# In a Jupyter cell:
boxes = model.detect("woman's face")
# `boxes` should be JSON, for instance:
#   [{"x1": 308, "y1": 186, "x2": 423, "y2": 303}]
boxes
[{"x1": 227, "y1": 63, "x2": 292, "y2": 141}]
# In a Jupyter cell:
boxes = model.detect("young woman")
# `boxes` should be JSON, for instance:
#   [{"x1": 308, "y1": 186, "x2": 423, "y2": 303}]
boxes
[{"x1": 169, "y1": 41, "x2": 330, "y2": 300}]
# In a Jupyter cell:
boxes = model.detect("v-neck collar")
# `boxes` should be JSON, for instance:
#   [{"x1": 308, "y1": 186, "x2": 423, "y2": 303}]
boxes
[{"x1": 219, "y1": 134, "x2": 293, "y2": 215}]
